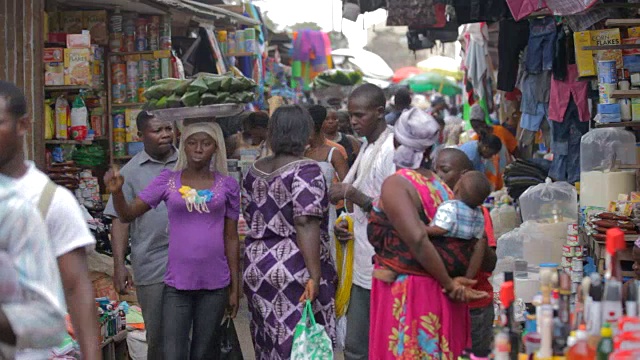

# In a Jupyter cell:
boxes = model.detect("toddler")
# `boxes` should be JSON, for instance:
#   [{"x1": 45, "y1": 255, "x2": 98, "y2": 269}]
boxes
[{"x1": 373, "y1": 171, "x2": 491, "y2": 282}]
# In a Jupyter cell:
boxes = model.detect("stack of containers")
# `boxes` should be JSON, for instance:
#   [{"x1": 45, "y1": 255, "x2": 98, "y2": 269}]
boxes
[
  {"x1": 113, "y1": 110, "x2": 126, "y2": 157},
  {"x1": 561, "y1": 222, "x2": 583, "y2": 294},
  {"x1": 111, "y1": 56, "x2": 126, "y2": 104},
  {"x1": 598, "y1": 60, "x2": 622, "y2": 123},
  {"x1": 126, "y1": 57, "x2": 139, "y2": 103},
  {"x1": 75, "y1": 170, "x2": 101, "y2": 208},
  {"x1": 244, "y1": 28, "x2": 256, "y2": 54},
  {"x1": 148, "y1": 16, "x2": 160, "y2": 51},
  {"x1": 123, "y1": 13, "x2": 136, "y2": 53}
]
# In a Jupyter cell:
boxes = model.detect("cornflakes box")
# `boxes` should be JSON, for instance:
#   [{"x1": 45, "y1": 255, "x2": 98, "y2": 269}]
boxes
[
  {"x1": 592, "y1": 28, "x2": 622, "y2": 68},
  {"x1": 64, "y1": 48, "x2": 91, "y2": 85},
  {"x1": 629, "y1": 27, "x2": 640, "y2": 38}
]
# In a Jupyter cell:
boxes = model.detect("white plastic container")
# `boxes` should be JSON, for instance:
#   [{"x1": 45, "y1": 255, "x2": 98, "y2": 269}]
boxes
[{"x1": 580, "y1": 128, "x2": 637, "y2": 208}]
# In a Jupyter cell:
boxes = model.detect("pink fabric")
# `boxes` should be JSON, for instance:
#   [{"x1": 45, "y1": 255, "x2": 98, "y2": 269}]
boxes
[
  {"x1": 548, "y1": 64, "x2": 590, "y2": 123},
  {"x1": 544, "y1": 0, "x2": 598, "y2": 16},
  {"x1": 506, "y1": 0, "x2": 547, "y2": 21},
  {"x1": 370, "y1": 270, "x2": 471, "y2": 359}
]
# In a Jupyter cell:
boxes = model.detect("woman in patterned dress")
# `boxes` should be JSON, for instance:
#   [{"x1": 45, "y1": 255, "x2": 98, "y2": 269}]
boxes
[
  {"x1": 368, "y1": 109, "x2": 488, "y2": 359},
  {"x1": 242, "y1": 105, "x2": 337, "y2": 359}
]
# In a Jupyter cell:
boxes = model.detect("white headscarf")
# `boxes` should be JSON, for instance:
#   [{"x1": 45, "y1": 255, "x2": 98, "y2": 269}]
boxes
[
  {"x1": 393, "y1": 107, "x2": 441, "y2": 169},
  {"x1": 174, "y1": 121, "x2": 228, "y2": 175}
]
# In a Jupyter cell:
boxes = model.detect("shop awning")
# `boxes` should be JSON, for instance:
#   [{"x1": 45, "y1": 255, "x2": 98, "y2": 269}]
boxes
[{"x1": 57, "y1": 0, "x2": 259, "y2": 26}]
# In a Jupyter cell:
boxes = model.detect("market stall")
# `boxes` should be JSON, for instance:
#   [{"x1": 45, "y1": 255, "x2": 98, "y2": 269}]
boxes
[{"x1": 37, "y1": 0, "x2": 262, "y2": 357}]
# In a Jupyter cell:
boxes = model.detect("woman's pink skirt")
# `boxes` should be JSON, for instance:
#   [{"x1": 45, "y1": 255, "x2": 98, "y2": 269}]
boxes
[{"x1": 369, "y1": 269, "x2": 471, "y2": 360}]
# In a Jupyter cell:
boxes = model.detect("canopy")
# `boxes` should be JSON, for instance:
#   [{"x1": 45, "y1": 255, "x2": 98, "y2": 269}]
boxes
[
  {"x1": 417, "y1": 56, "x2": 463, "y2": 81},
  {"x1": 392, "y1": 67, "x2": 423, "y2": 83},
  {"x1": 404, "y1": 73, "x2": 462, "y2": 96},
  {"x1": 331, "y1": 48, "x2": 394, "y2": 81}
]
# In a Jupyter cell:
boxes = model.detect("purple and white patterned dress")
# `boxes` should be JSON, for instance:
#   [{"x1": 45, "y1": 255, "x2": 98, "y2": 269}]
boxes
[{"x1": 242, "y1": 159, "x2": 337, "y2": 359}]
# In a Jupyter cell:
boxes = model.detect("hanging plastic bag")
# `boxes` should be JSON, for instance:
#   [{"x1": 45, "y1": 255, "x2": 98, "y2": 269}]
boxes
[
  {"x1": 219, "y1": 317, "x2": 243, "y2": 360},
  {"x1": 291, "y1": 300, "x2": 333, "y2": 360},
  {"x1": 334, "y1": 213, "x2": 354, "y2": 350}
]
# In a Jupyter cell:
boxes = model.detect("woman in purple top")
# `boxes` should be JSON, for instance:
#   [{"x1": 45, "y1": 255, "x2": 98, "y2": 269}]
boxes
[
  {"x1": 105, "y1": 121, "x2": 240, "y2": 360},
  {"x1": 242, "y1": 105, "x2": 337, "y2": 359}
]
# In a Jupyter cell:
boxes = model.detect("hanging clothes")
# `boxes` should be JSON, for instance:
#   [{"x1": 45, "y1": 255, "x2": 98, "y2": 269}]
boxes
[
  {"x1": 543, "y1": 0, "x2": 598, "y2": 16},
  {"x1": 526, "y1": 17, "x2": 557, "y2": 74},
  {"x1": 451, "y1": 0, "x2": 506, "y2": 25},
  {"x1": 463, "y1": 23, "x2": 490, "y2": 101},
  {"x1": 359, "y1": 0, "x2": 386, "y2": 13},
  {"x1": 549, "y1": 98, "x2": 589, "y2": 184},
  {"x1": 552, "y1": 25, "x2": 568, "y2": 81},
  {"x1": 548, "y1": 64, "x2": 590, "y2": 123},
  {"x1": 497, "y1": 17, "x2": 529, "y2": 92},
  {"x1": 505, "y1": 0, "x2": 547, "y2": 21},
  {"x1": 386, "y1": 0, "x2": 446, "y2": 28}
]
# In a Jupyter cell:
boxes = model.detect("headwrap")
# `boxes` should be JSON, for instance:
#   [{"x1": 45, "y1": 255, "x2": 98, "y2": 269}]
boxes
[
  {"x1": 174, "y1": 121, "x2": 228, "y2": 175},
  {"x1": 470, "y1": 104, "x2": 485, "y2": 121},
  {"x1": 393, "y1": 107, "x2": 441, "y2": 169}
]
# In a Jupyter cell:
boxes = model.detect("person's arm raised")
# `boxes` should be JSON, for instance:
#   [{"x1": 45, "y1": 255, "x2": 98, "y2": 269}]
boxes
[{"x1": 104, "y1": 168, "x2": 151, "y2": 222}]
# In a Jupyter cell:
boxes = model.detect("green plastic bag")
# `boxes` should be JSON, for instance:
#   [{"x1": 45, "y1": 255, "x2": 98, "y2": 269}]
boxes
[{"x1": 290, "y1": 300, "x2": 333, "y2": 360}]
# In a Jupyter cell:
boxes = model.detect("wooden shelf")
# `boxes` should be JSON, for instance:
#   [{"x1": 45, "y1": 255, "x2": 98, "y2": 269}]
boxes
[
  {"x1": 109, "y1": 50, "x2": 155, "y2": 56},
  {"x1": 582, "y1": 44, "x2": 640, "y2": 51},
  {"x1": 45, "y1": 138, "x2": 107, "y2": 145},
  {"x1": 610, "y1": 90, "x2": 640, "y2": 98},
  {"x1": 605, "y1": 19, "x2": 640, "y2": 27},
  {"x1": 45, "y1": 85, "x2": 91, "y2": 92},
  {"x1": 226, "y1": 52, "x2": 255, "y2": 57},
  {"x1": 595, "y1": 121, "x2": 640, "y2": 128},
  {"x1": 112, "y1": 102, "x2": 146, "y2": 108}
]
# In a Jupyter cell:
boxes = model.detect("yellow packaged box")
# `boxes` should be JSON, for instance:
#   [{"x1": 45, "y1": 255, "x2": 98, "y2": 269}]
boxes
[
  {"x1": 574, "y1": 31, "x2": 596, "y2": 77},
  {"x1": 64, "y1": 48, "x2": 91, "y2": 85},
  {"x1": 592, "y1": 28, "x2": 622, "y2": 68},
  {"x1": 629, "y1": 27, "x2": 640, "y2": 38},
  {"x1": 125, "y1": 108, "x2": 142, "y2": 142}
]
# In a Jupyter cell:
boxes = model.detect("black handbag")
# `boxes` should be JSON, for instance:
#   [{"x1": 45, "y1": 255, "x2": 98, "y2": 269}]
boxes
[{"x1": 219, "y1": 318, "x2": 243, "y2": 360}]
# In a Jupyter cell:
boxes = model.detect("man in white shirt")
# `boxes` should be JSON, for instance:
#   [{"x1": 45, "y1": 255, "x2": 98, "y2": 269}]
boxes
[
  {"x1": 0, "y1": 81, "x2": 100, "y2": 360},
  {"x1": 330, "y1": 84, "x2": 396, "y2": 360},
  {"x1": 0, "y1": 178, "x2": 66, "y2": 359}
]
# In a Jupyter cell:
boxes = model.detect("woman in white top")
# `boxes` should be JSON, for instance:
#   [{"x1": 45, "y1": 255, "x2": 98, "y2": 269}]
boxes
[{"x1": 305, "y1": 105, "x2": 349, "y2": 261}]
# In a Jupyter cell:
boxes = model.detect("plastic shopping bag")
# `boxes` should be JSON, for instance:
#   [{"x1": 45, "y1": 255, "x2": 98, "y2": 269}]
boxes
[
  {"x1": 291, "y1": 300, "x2": 333, "y2": 360},
  {"x1": 219, "y1": 318, "x2": 243, "y2": 360}
]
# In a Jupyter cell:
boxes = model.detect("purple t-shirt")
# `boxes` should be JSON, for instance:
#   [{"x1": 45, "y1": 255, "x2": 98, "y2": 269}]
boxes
[{"x1": 139, "y1": 169, "x2": 240, "y2": 290}]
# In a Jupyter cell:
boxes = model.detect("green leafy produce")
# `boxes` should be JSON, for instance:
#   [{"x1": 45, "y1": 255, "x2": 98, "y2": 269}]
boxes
[
  {"x1": 155, "y1": 96, "x2": 169, "y2": 109},
  {"x1": 200, "y1": 93, "x2": 219, "y2": 105},
  {"x1": 239, "y1": 77, "x2": 257, "y2": 91},
  {"x1": 204, "y1": 76, "x2": 224, "y2": 92},
  {"x1": 187, "y1": 77, "x2": 208, "y2": 94},
  {"x1": 146, "y1": 99, "x2": 158, "y2": 110},
  {"x1": 166, "y1": 94, "x2": 182, "y2": 108},
  {"x1": 220, "y1": 77, "x2": 233, "y2": 92},
  {"x1": 143, "y1": 78, "x2": 185, "y2": 99},
  {"x1": 229, "y1": 78, "x2": 245, "y2": 92},
  {"x1": 181, "y1": 91, "x2": 201, "y2": 107},
  {"x1": 175, "y1": 79, "x2": 193, "y2": 96}
]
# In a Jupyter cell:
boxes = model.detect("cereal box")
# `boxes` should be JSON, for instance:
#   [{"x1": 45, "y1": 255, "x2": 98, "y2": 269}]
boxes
[
  {"x1": 591, "y1": 28, "x2": 622, "y2": 69},
  {"x1": 64, "y1": 48, "x2": 91, "y2": 85},
  {"x1": 61, "y1": 11, "x2": 83, "y2": 34},
  {"x1": 125, "y1": 108, "x2": 142, "y2": 142},
  {"x1": 45, "y1": 63, "x2": 64, "y2": 86},
  {"x1": 574, "y1": 31, "x2": 596, "y2": 77},
  {"x1": 44, "y1": 48, "x2": 64, "y2": 63},
  {"x1": 83, "y1": 11, "x2": 108, "y2": 45},
  {"x1": 629, "y1": 27, "x2": 640, "y2": 38}
]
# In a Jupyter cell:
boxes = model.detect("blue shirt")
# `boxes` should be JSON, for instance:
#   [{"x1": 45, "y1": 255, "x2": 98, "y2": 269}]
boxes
[{"x1": 458, "y1": 141, "x2": 485, "y2": 172}]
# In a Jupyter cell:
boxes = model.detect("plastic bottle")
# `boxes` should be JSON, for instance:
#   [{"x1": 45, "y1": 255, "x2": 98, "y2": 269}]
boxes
[
  {"x1": 55, "y1": 95, "x2": 69, "y2": 140},
  {"x1": 70, "y1": 95, "x2": 88, "y2": 141},
  {"x1": 567, "y1": 325, "x2": 595, "y2": 360},
  {"x1": 596, "y1": 324, "x2": 614, "y2": 360}
]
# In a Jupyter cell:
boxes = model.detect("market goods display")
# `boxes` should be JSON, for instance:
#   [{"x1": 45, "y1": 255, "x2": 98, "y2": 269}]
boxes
[
  {"x1": 143, "y1": 73, "x2": 257, "y2": 109},
  {"x1": 312, "y1": 69, "x2": 363, "y2": 89}
]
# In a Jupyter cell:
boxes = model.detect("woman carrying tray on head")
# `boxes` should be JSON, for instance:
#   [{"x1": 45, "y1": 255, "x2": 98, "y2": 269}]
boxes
[{"x1": 105, "y1": 121, "x2": 241, "y2": 360}]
